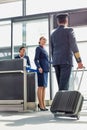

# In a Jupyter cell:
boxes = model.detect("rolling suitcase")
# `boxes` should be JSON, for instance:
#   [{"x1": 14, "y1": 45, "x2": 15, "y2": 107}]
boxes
[{"x1": 50, "y1": 68, "x2": 85, "y2": 119}]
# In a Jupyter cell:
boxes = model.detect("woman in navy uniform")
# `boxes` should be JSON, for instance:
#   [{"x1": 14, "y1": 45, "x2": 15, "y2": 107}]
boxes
[
  {"x1": 34, "y1": 36, "x2": 50, "y2": 111},
  {"x1": 50, "y1": 13, "x2": 84, "y2": 90}
]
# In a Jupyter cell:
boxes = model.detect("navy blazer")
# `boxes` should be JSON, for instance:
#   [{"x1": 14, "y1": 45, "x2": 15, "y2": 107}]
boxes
[
  {"x1": 34, "y1": 45, "x2": 50, "y2": 72},
  {"x1": 15, "y1": 55, "x2": 31, "y2": 67},
  {"x1": 51, "y1": 25, "x2": 79, "y2": 66}
]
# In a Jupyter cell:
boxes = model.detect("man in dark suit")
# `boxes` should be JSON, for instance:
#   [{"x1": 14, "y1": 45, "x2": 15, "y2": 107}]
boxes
[
  {"x1": 15, "y1": 46, "x2": 31, "y2": 67},
  {"x1": 50, "y1": 13, "x2": 84, "y2": 90}
]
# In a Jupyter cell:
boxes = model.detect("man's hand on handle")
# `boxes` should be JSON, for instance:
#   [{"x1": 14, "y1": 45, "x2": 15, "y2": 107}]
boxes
[{"x1": 77, "y1": 62, "x2": 85, "y2": 69}]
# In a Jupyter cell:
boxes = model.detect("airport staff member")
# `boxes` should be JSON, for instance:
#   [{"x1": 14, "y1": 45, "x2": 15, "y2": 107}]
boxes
[
  {"x1": 34, "y1": 36, "x2": 50, "y2": 111},
  {"x1": 15, "y1": 46, "x2": 31, "y2": 67},
  {"x1": 50, "y1": 13, "x2": 84, "y2": 90}
]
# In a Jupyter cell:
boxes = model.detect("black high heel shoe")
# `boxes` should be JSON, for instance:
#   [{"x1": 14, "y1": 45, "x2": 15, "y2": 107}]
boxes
[{"x1": 38, "y1": 104, "x2": 45, "y2": 111}]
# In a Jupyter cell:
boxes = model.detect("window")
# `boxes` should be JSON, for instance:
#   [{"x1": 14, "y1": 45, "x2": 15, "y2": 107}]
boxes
[
  {"x1": 26, "y1": 0, "x2": 87, "y2": 15},
  {"x1": 0, "y1": 21, "x2": 11, "y2": 60},
  {"x1": 0, "y1": 0, "x2": 22, "y2": 19}
]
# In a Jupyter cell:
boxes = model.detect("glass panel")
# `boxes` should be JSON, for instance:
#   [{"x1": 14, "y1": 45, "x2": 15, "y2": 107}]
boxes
[
  {"x1": 26, "y1": 0, "x2": 87, "y2": 15},
  {"x1": 73, "y1": 26, "x2": 87, "y2": 41},
  {"x1": 13, "y1": 23, "x2": 22, "y2": 46},
  {"x1": 0, "y1": 21, "x2": 11, "y2": 60},
  {"x1": 73, "y1": 43, "x2": 87, "y2": 69},
  {"x1": 0, "y1": 0, "x2": 22, "y2": 18},
  {"x1": 26, "y1": 19, "x2": 49, "y2": 46},
  {"x1": 72, "y1": 26, "x2": 87, "y2": 68},
  {"x1": 13, "y1": 22, "x2": 25, "y2": 57},
  {"x1": 51, "y1": 71, "x2": 58, "y2": 98}
]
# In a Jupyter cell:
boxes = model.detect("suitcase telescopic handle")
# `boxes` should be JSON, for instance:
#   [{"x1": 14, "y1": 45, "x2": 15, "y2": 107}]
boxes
[{"x1": 73, "y1": 67, "x2": 85, "y2": 91}]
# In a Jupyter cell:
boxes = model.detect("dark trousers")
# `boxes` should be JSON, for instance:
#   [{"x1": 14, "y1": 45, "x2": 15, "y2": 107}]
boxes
[{"x1": 54, "y1": 64, "x2": 72, "y2": 90}]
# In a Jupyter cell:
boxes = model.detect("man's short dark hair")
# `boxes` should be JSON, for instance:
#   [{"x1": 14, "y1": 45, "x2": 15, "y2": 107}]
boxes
[{"x1": 56, "y1": 13, "x2": 69, "y2": 23}]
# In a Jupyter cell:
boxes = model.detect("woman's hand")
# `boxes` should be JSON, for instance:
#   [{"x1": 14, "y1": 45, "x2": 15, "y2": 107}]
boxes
[{"x1": 38, "y1": 67, "x2": 43, "y2": 73}]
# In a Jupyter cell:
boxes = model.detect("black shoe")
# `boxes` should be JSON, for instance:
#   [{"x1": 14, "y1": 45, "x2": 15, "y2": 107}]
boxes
[{"x1": 38, "y1": 104, "x2": 46, "y2": 111}]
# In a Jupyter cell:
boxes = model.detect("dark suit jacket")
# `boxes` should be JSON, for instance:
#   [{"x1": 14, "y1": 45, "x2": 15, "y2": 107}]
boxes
[
  {"x1": 15, "y1": 55, "x2": 31, "y2": 67},
  {"x1": 34, "y1": 45, "x2": 50, "y2": 72},
  {"x1": 51, "y1": 25, "x2": 79, "y2": 66}
]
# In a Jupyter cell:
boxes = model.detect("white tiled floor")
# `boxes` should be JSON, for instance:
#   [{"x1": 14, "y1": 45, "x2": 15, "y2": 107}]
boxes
[{"x1": 0, "y1": 107, "x2": 87, "y2": 130}]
